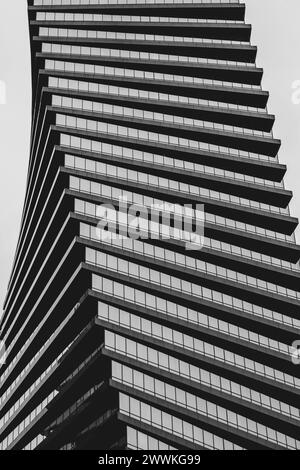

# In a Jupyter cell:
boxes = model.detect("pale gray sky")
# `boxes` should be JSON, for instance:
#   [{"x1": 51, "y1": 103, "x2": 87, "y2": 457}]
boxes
[{"x1": 0, "y1": 0, "x2": 299, "y2": 308}]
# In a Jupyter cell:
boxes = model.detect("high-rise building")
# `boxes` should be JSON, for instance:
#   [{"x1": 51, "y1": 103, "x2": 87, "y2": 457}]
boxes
[{"x1": 0, "y1": 0, "x2": 300, "y2": 451}]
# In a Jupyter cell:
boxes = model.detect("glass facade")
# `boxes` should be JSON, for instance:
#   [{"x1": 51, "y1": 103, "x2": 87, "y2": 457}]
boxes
[{"x1": 0, "y1": 0, "x2": 299, "y2": 450}]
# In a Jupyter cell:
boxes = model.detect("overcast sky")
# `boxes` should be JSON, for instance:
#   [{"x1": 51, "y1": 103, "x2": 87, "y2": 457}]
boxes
[{"x1": 0, "y1": 0, "x2": 299, "y2": 309}]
